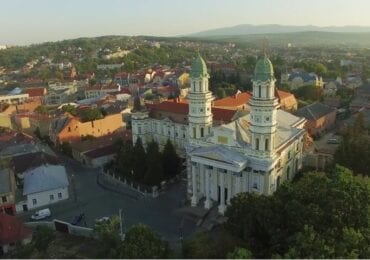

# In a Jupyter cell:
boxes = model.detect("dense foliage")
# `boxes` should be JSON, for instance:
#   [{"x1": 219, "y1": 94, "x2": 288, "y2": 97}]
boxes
[
  {"x1": 335, "y1": 112, "x2": 370, "y2": 175},
  {"x1": 94, "y1": 217, "x2": 169, "y2": 259},
  {"x1": 110, "y1": 138, "x2": 182, "y2": 187},
  {"x1": 225, "y1": 165, "x2": 370, "y2": 258}
]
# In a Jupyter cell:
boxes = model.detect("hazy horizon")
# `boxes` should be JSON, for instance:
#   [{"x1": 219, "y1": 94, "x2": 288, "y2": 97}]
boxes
[{"x1": 2, "y1": 0, "x2": 370, "y2": 45}]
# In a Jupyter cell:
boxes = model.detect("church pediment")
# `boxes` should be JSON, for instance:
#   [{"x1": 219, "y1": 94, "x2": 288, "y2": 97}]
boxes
[{"x1": 190, "y1": 145, "x2": 248, "y2": 172}]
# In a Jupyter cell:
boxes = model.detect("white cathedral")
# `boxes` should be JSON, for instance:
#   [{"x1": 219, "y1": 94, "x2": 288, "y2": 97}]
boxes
[{"x1": 132, "y1": 53, "x2": 306, "y2": 214}]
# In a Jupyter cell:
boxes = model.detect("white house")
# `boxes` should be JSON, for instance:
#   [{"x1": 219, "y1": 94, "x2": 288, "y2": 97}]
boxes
[{"x1": 22, "y1": 165, "x2": 69, "y2": 210}]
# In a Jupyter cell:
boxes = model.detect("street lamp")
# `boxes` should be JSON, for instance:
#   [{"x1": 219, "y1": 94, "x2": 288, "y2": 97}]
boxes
[{"x1": 119, "y1": 208, "x2": 125, "y2": 240}]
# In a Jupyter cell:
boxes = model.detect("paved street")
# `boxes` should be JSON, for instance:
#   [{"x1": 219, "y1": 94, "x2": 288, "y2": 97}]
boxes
[{"x1": 22, "y1": 153, "x2": 198, "y2": 246}]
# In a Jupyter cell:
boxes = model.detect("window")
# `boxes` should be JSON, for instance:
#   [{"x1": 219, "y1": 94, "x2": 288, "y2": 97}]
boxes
[
  {"x1": 138, "y1": 126, "x2": 141, "y2": 134},
  {"x1": 200, "y1": 127, "x2": 204, "y2": 137},
  {"x1": 193, "y1": 82, "x2": 196, "y2": 92},
  {"x1": 58, "y1": 192, "x2": 62, "y2": 199},
  {"x1": 266, "y1": 117, "x2": 270, "y2": 121},
  {"x1": 265, "y1": 138, "x2": 269, "y2": 151},
  {"x1": 200, "y1": 108, "x2": 203, "y2": 112},
  {"x1": 253, "y1": 183, "x2": 258, "y2": 189},
  {"x1": 193, "y1": 127, "x2": 196, "y2": 138},
  {"x1": 258, "y1": 85, "x2": 261, "y2": 97},
  {"x1": 255, "y1": 138, "x2": 259, "y2": 150},
  {"x1": 32, "y1": 199, "x2": 37, "y2": 205},
  {"x1": 50, "y1": 194, "x2": 54, "y2": 201},
  {"x1": 68, "y1": 127, "x2": 71, "y2": 132},
  {"x1": 2, "y1": 196, "x2": 7, "y2": 203}
]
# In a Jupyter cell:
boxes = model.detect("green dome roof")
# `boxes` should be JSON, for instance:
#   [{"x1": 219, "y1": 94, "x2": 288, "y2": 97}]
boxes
[
  {"x1": 190, "y1": 53, "x2": 209, "y2": 78},
  {"x1": 254, "y1": 57, "x2": 274, "y2": 82}
]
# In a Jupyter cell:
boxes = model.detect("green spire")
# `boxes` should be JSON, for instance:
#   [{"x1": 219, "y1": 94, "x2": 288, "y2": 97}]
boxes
[
  {"x1": 254, "y1": 56, "x2": 274, "y2": 82},
  {"x1": 190, "y1": 52, "x2": 209, "y2": 78}
]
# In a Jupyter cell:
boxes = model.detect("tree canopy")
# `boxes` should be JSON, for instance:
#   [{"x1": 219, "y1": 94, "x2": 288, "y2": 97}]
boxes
[
  {"x1": 225, "y1": 165, "x2": 370, "y2": 258},
  {"x1": 335, "y1": 112, "x2": 370, "y2": 175}
]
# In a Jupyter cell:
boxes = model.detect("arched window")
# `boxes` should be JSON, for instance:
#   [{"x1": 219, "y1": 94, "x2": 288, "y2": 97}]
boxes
[
  {"x1": 200, "y1": 127, "x2": 204, "y2": 137},
  {"x1": 266, "y1": 85, "x2": 269, "y2": 98},
  {"x1": 258, "y1": 85, "x2": 261, "y2": 98},
  {"x1": 265, "y1": 138, "x2": 269, "y2": 151},
  {"x1": 255, "y1": 138, "x2": 259, "y2": 150}
]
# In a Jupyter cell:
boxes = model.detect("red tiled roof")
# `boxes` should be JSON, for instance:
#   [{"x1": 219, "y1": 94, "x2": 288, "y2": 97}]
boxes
[
  {"x1": 212, "y1": 107, "x2": 237, "y2": 122},
  {"x1": 24, "y1": 87, "x2": 46, "y2": 97},
  {"x1": 0, "y1": 213, "x2": 32, "y2": 245},
  {"x1": 146, "y1": 100, "x2": 189, "y2": 114},
  {"x1": 276, "y1": 89, "x2": 294, "y2": 100},
  {"x1": 213, "y1": 92, "x2": 252, "y2": 107},
  {"x1": 146, "y1": 99, "x2": 236, "y2": 122}
]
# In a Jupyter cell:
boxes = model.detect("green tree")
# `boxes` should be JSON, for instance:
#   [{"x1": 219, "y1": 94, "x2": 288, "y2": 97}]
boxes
[
  {"x1": 79, "y1": 107, "x2": 104, "y2": 122},
  {"x1": 227, "y1": 247, "x2": 253, "y2": 259},
  {"x1": 120, "y1": 224, "x2": 169, "y2": 259},
  {"x1": 215, "y1": 87, "x2": 226, "y2": 98},
  {"x1": 61, "y1": 104, "x2": 77, "y2": 116},
  {"x1": 32, "y1": 226, "x2": 56, "y2": 252},
  {"x1": 35, "y1": 105, "x2": 49, "y2": 115},
  {"x1": 93, "y1": 215, "x2": 122, "y2": 258},
  {"x1": 226, "y1": 165, "x2": 370, "y2": 258},
  {"x1": 162, "y1": 139, "x2": 181, "y2": 179},
  {"x1": 334, "y1": 113, "x2": 370, "y2": 175},
  {"x1": 132, "y1": 138, "x2": 146, "y2": 181},
  {"x1": 144, "y1": 141, "x2": 164, "y2": 186},
  {"x1": 60, "y1": 142, "x2": 72, "y2": 157}
]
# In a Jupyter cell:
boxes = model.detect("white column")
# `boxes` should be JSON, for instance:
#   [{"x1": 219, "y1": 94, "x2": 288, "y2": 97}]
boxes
[
  {"x1": 204, "y1": 166, "x2": 211, "y2": 209},
  {"x1": 227, "y1": 172, "x2": 232, "y2": 205},
  {"x1": 199, "y1": 164, "x2": 204, "y2": 196},
  {"x1": 191, "y1": 164, "x2": 198, "y2": 207},
  {"x1": 235, "y1": 173, "x2": 241, "y2": 195},
  {"x1": 218, "y1": 170, "x2": 226, "y2": 214}
]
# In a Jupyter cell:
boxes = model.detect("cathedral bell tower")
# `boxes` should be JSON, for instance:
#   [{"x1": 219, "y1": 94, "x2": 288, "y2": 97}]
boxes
[
  {"x1": 249, "y1": 56, "x2": 279, "y2": 158},
  {"x1": 188, "y1": 53, "x2": 213, "y2": 142}
]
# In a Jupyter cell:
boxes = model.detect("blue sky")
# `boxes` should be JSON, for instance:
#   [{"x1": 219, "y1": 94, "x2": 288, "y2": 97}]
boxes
[{"x1": 2, "y1": 0, "x2": 370, "y2": 45}]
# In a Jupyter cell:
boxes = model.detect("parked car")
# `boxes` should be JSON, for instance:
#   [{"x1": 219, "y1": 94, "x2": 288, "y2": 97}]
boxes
[
  {"x1": 327, "y1": 138, "x2": 340, "y2": 144},
  {"x1": 95, "y1": 216, "x2": 110, "y2": 223},
  {"x1": 30, "y1": 208, "x2": 51, "y2": 220},
  {"x1": 71, "y1": 213, "x2": 85, "y2": 225}
]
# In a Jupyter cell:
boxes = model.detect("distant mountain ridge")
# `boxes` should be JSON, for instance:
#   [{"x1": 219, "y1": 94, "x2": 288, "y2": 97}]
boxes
[{"x1": 190, "y1": 24, "x2": 370, "y2": 37}]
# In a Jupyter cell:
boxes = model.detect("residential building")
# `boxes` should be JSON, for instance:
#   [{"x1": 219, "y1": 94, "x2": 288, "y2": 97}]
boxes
[
  {"x1": 296, "y1": 102, "x2": 336, "y2": 137},
  {"x1": 0, "y1": 213, "x2": 32, "y2": 255},
  {"x1": 85, "y1": 83, "x2": 121, "y2": 99},
  {"x1": 281, "y1": 71, "x2": 324, "y2": 90},
  {"x1": 50, "y1": 112, "x2": 124, "y2": 144},
  {"x1": 0, "y1": 169, "x2": 16, "y2": 215},
  {"x1": 132, "y1": 54, "x2": 306, "y2": 214},
  {"x1": 22, "y1": 165, "x2": 69, "y2": 210}
]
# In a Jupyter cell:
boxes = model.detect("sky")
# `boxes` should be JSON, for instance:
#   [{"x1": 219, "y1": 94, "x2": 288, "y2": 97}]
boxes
[{"x1": 2, "y1": 0, "x2": 370, "y2": 45}]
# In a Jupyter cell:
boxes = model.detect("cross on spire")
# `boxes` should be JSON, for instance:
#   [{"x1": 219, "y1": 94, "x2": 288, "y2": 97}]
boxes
[{"x1": 261, "y1": 37, "x2": 270, "y2": 58}]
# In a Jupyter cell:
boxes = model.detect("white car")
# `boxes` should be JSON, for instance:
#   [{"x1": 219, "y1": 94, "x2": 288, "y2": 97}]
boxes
[
  {"x1": 95, "y1": 216, "x2": 110, "y2": 223},
  {"x1": 31, "y1": 208, "x2": 51, "y2": 220}
]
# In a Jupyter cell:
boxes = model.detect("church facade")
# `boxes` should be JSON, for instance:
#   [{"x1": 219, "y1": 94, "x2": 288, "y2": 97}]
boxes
[{"x1": 132, "y1": 54, "x2": 306, "y2": 214}]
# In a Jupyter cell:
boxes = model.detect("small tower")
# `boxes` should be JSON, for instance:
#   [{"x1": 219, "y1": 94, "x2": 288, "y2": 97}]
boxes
[
  {"x1": 187, "y1": 53, "x2": 213, "y2": 142},
  {"x1": 249, "y1": 56, "x2": 279, "y2": 158}
]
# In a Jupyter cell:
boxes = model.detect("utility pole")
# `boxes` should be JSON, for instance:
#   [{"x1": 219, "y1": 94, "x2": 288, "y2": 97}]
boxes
[{"x1": 119, "y1": 208, "x2": 124, "y2": 240}]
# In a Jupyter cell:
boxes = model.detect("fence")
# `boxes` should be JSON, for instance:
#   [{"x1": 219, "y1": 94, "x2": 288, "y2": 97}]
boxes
[
  {"x1": 97, "y1": 171, "x2": 159, "y2": 199},
  {"x1": 25, "y1": 219, "x2": 94, "y2": 238}
]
